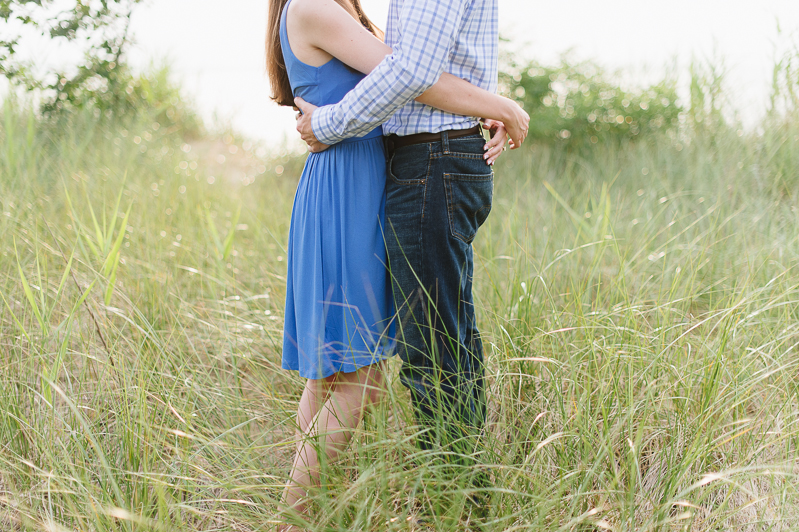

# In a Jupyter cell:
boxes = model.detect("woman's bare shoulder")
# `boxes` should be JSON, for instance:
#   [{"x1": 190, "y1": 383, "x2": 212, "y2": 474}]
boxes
[{"x1": 288, "y1": 0, "x2": 340, "y2": 25}]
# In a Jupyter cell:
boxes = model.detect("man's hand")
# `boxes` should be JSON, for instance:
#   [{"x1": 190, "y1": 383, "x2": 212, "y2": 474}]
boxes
[
  {"x1": 481, "y1": 119, "x2": 507, "y2": 166},
  {"x1": 295, "y1": 97, "x2": 330, "y2": 153}
]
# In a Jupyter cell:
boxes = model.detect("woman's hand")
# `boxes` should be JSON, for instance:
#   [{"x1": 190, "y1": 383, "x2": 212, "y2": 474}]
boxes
[
  {"x1": 499, "y1": 98, "x2": 530, "y2": 149},
  {"x1": 481, "y1": 119, "x2": 508, "y2": 166}
]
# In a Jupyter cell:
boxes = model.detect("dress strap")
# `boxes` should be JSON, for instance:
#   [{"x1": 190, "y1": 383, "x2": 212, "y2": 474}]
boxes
[{"x1": 279, "y1": 0, "x2": 298, "y2": 63}]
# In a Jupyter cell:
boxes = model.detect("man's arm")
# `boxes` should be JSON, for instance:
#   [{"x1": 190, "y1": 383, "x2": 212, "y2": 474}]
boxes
[{"x1": 311, "y1": 0, "x2": 470, "y2": 145}]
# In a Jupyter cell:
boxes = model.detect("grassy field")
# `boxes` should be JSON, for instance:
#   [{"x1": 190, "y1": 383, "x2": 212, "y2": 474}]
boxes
[{"x1": 1, "y1": 90, "x2": 799, "y2": 532}]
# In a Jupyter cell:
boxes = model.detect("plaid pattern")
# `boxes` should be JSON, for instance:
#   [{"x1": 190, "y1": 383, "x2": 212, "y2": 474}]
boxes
[{"x1": 312, "y1": 0, "x2": 498, "y2": 144}]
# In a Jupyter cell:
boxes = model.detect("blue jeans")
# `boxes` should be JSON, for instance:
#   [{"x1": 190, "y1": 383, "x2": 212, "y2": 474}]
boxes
[{"x1": 384, "y1": 130, "x2": 492, "y2": 460}]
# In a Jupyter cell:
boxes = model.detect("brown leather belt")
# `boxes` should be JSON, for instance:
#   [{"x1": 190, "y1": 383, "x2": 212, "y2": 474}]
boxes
[{"x1": 385, "y1": 125, "x2": 482, "y2": 152}]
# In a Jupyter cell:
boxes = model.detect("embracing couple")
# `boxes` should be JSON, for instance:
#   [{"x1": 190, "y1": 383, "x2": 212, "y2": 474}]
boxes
[{"x1": 265, "y1": 0, "x2": 529, "y2": 528}]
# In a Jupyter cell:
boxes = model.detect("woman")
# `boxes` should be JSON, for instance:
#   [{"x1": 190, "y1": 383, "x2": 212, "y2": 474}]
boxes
[{"x1": 265, "y1": 0, "x2": 527, "y2": 527}]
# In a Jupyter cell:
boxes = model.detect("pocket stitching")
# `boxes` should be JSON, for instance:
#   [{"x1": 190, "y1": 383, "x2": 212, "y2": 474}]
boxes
[
  {"x1": 432, "y1": 152, "x2": 485, "y2": 160},
  {"x1": 388, "y1": 148, "x2": 430, "y2": 185},
  {"x1": 443, "y1": 172, "x2": 494, "y2": 182},
  {"x1": 443, "y1": 172, "x2": 494, "y2": 244}
]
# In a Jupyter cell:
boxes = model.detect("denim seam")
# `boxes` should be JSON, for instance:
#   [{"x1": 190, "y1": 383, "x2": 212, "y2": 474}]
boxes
[
  {"x1": 443, "y1": 172, "x2": 494, "y2": 182},
  {"x1": 431, "y1": 152, "x2": 484, "y2": 160},
  {"x1": 420, "y1": 144, "x2": 431, "y2": 223}
]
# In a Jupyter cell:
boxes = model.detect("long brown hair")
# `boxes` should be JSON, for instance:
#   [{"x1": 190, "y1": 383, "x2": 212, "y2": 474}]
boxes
[{"x1": 266, "y1": 0, "x2": 382, "y2": 107}]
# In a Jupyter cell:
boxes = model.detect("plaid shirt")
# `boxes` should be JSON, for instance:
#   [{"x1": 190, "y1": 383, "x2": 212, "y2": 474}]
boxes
[{"x1": 311, "y1": 0, "x2": 498, "y2": 144}]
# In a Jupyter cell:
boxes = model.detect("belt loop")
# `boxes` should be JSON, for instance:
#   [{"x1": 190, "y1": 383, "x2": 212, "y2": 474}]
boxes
[{"x1": 441, "y1": 131, "x2": 450, "y2": 155}]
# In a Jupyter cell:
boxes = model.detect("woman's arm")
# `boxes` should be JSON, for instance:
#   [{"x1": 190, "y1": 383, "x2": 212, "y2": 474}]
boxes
[
  {"x1": 291, "y1": 0, "x2": 529, "y2": 150},
  {"x1": 416, "y1": 77, "x2": 529, "y2": 150}
]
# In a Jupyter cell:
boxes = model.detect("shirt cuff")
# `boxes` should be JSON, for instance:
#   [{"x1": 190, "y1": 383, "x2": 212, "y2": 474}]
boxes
[{"x1": 311, "y1": 105, "x2": 342, "y2": 146}]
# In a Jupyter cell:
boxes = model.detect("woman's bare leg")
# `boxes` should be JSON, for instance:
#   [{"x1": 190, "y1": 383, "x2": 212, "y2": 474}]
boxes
[
  {"x1": 279, "y1": 375, "x2": 335, "y2": 530},
  {"x1": 297, "y1": 376, "x2": 335, "y2": 435},
  {"x1": 280, "y1": 361, "x2": 388, "y2": 527}
]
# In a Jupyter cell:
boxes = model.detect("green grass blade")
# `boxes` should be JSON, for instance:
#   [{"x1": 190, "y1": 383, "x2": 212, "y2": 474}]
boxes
[
  {"x1": 71, "y1": 279, "x2": 96, "y2": 315},
  {"x1": 222, "y1": 206, "x2": 241, "y2": 261},
  {"x1": 46, "y1": 320, "x2": 73, "y2": 401},
  {"x1": 47, "y1": 380, "x2": 130, "y2": 521},
  {"x1": 0, "y1": 288, "x2": 31, "y2": 343},
  {"x1": 205, "y1": 208, "x2": 223, "y2": 259},
  {"x1": 63, "y1": 181, "x2": 101, "y2": 261},
  {"x1": 105, "y1": 173, "x2": 128, "y2": 252},
  {"x1": 82, "y1": 181, "x2": 106, "y2": 255},
  {"x1": 14, "y1": 240, "x2": 47, "y2": 335},
  {"x1": 54, "y1": 251, "x2": 75, "y2": 306},
  {"x1": 35, "y1": 249, "x2": 46, "y2": 322},
  {"x1": 104, "y1": 254, "x2": 121, "y2": 306},
  {"x1": 101, "y1": 204, "x2": 130, "y2": 277},
  {"x1": 543, "y1": 180, "x2": 592, "y2": 235}
]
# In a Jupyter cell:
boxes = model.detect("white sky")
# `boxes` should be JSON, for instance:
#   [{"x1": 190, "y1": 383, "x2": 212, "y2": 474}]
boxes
[{"x1": 8, "y1": 1, "x2": 799, "y2": 143}]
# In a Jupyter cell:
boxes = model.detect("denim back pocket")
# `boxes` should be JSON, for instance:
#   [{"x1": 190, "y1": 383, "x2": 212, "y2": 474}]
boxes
[{"x1": 443, "y1": 172, "x2": 494, "y2": 244}]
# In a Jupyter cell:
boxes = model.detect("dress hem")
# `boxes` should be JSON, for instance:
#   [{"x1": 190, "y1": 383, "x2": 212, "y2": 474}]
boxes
[{"x1": 282, "y1": 347, "x2": 395, "y2": 380}]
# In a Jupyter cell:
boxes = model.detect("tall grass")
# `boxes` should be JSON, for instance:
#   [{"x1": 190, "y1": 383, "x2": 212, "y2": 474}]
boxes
[{"x1": 1, "y1": 65, "x2": 799, "y2": 531}]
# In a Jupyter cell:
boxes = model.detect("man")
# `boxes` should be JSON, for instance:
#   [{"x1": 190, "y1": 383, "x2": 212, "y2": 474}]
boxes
[{"x1": 294, "y1": 0, "x2": 529, "y2": 518}]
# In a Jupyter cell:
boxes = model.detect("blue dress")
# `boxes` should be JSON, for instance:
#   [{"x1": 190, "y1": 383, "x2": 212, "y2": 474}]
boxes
[{"x1": 280, "y1": 0, "x2": 394, "y2": 380}]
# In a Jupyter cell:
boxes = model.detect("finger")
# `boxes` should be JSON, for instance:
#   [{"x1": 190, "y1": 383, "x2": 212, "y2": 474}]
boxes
[
  {"x1": 508, "y1": 129, "x2": 524, "y2": 149},
  {"x1": 294, "y1": 97, "x2": 309, "y2": 113},
  {"x1": 483, "y1": 130, "x2": 505, "y2": 152},
  {"x1": 484, "y1": 144, "x2": 503, "y2": 163}
]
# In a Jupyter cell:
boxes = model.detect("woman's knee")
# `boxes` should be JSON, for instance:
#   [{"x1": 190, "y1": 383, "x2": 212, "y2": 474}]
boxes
[
  {"x1": 358, "y1": 364, "x2": 388, "y2": 406},
  {"x1": 305, "y1": 374, "x2": 335, "y2": 396}
]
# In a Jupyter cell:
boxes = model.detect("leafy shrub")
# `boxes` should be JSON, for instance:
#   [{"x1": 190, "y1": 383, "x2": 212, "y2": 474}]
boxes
[
  {"x1": 501, "y1": 56, "x2": 682, "y2": 147},
  {"x1": 49, "y1": 64, "x2": 204, "y2": 139},
  {"x1": 0, "y1": 0, "x2": 192, "y2": 125}
]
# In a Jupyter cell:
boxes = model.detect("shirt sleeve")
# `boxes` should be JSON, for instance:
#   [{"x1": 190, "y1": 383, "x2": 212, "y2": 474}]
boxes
[{"x1": 311, "y1": 0, "x2": 469, "y2": 145}]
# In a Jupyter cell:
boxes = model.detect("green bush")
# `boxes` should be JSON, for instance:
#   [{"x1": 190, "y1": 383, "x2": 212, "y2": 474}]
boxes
[
  {"x1": 502, "y1": 56, "x2": 682, "y2": 147},
  {"x1": 47, "y1": 64, "x2": 204, "y2": 139},
  {"x1": 0, "y1": 0, "x2": 195, "y2": 131}
]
